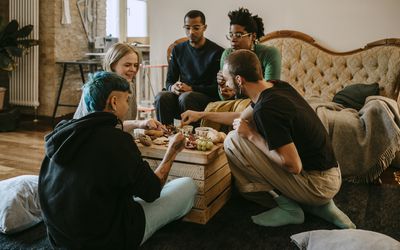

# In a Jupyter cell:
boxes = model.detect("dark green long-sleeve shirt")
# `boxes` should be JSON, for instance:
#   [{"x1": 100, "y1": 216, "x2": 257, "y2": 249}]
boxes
[{"x1": 166, "y1": 39, "x2": 224, "y2": 100}]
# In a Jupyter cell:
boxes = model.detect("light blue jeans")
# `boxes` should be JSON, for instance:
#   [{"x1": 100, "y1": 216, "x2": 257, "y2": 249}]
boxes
[{"x1": 135, "y1": 177, "x2": 197, "y2": 244}]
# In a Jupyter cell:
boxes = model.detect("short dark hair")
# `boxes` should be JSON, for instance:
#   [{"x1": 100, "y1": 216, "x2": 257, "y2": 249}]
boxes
[
  {"x1": 226, "y1": 49, "x2": 263, "y2": 82},
  {"x1": 228, "y1": 7, "x2": 264, "y2": 39},
  {"x1": 83, "y1": 71, "x2": 131, "y2": 112},
  {"x1": 184, "y1": 10, "x2": 206, "y2": 24}
]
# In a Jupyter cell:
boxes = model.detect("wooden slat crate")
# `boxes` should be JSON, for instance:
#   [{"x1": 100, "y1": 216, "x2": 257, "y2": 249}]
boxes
[{"x1": 138, "y1": 143, "x2": 231, "y2": 224}]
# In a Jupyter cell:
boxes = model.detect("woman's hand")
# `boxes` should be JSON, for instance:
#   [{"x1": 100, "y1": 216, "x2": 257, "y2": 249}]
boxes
[
  {"x1": 217, "y1": 70, "x2": 226, "y2": 87},
  {"x1": 217, "y1": 70, "x2": 236, "y2": 99}
]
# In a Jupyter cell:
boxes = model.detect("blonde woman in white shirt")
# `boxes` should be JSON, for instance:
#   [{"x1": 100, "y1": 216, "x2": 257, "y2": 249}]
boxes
[{"x1": 74, "y1": 42, "x2": 163, "y2": 132}]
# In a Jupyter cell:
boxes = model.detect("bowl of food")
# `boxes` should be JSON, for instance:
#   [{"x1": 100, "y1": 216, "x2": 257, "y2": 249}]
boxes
[
  {"x1": 195, "y1": 127, "x2": 213, "y2": 138},
  {"x1": 181, "y1": 125, "x2": 193, "y2": 136}
]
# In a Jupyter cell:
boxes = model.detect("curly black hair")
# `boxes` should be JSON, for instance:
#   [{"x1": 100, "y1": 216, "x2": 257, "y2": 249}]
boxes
[{"x1": 228, "y1": 7, "x2": 265, "y2": 39}]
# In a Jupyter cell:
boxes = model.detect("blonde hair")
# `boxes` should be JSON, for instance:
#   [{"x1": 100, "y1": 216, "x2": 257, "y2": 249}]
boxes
[{"x1": 102, "y1": 43, "x2": 140, "y2": 73}]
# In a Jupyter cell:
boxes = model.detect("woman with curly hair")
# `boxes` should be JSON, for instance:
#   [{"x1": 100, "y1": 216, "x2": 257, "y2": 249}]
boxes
[{"x1": 219, "y1": 7, "x2": 281, "y2": 101}]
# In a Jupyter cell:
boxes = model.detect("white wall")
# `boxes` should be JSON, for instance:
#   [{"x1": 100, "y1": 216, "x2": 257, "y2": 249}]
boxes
[{"x1": 148, "y1": 0, "x2": 400, "y2": 66}]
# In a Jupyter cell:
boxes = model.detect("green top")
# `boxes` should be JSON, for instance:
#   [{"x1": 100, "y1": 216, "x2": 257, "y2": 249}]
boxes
[{"x1": 219, "y1": 44, "x2": 282, "y2": 100}]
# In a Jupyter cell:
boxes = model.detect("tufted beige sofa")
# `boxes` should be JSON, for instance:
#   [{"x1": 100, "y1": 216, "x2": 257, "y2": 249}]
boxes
[{"x1": 260, "y1": 30, "x2": 400, "y2": 101}]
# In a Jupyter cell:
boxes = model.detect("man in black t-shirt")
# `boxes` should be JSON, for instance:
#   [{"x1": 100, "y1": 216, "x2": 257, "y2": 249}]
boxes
[
  {"x1": 219, "y1": 50, "x2": 355, "y2": 228},
  {"x1": 154, "y1": 10, "x2": 224, "y2": 125}
]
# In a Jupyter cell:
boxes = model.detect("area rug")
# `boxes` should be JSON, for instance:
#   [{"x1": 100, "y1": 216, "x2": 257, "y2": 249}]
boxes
[{"x1": 1, "y1": 182, "x2": 399, "y2": 250}]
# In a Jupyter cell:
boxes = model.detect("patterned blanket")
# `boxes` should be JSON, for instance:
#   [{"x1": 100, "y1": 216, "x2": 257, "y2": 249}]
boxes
[{"x1": 308, "y1": 96, "x2": 400, "y2": 183}]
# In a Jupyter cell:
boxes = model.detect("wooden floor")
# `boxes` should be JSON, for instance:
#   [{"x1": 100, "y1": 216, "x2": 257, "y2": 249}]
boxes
[
  {"x1": 0, "y1": 118, "x2": 50, "y2": 180},
  {"x1": 0, "y1": 117, "x2": 399, "y2": 186}
]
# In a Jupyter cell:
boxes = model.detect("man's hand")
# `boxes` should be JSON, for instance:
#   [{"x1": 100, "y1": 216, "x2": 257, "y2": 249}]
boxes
[
  {"x1": 156, "y1": 132, "x2": 185, "y2": 186},
  {"x1": 233, "y1": 118, "x2": 254, "y2": 139},
  {"x1": 179, "y1": 82, "x2": 192, "y2": 92},
  {"x1": 141, "y1": 118, "x2": 164, "y2": 130},
  {"x1": 168, "y1": 132, "x2": 185, "y2": 153},
  {"x1": 171, "y1": 81, "x2": 192, "y2": 95},
  {"x1": 181, "y1": 110, "x2": 203, "y2": 126},
  {"x1": 171, "y1": 82, "x2": 182, "y2": 95}
]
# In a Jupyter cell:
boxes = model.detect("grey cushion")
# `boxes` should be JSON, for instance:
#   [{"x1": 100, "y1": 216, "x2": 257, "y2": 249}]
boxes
[
  {"x1": 291, "y1": 229, "x2": 400, "y2": 250},
  {"x1": 0, "y1": 175, "x2": 42, "y2": 234},
  {"x1": 332, "y1": 83, "x2": 380, "y2": 111}
]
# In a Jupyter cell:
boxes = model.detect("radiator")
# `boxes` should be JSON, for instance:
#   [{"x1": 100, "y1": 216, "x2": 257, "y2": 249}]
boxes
[{"x1": 9, "y1": 0, "x2": 40, "y2": 108}]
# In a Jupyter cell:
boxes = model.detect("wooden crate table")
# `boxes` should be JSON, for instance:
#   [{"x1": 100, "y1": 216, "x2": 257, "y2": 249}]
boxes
[{"x1": 137, "y1": 142, "x2": 231, "y2": 224}]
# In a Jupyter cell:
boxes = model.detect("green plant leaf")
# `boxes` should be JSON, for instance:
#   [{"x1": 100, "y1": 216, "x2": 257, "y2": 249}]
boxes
[
  {"x1": 16, "y1": 25, "x2": 33, "y2": 38},
  {"x1": 17, "y1": 39, "x2": 39, "y2": 48},
  {"x1": 0, "y1": 51, "x2": 13, "y2": 70},
  {"x1": 5, "y1": 46, "x2": 23, "y2": 57},
  {"x1": 3, "y1": 20, "x2": 19, "y2": 35},
  {"x1": 0, "y1": 19, "x2": 38, "y2": 71}
]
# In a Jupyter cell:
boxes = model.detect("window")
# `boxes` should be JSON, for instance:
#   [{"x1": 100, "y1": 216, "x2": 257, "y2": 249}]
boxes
[
  {"x1": 106, "y1": 0, "x2": 148, "y2": 40},
  {"x1": 127, "y1": 0, "x2": 147, "y2": 37},
  {"x1": 106, "y1": 0, "x2": 119, "y2": 37}
]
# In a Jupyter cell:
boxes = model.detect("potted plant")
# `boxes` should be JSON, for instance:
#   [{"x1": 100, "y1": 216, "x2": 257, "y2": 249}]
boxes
[{"x1": 0, "y1": 16, "x2": 39, "y2": 111}]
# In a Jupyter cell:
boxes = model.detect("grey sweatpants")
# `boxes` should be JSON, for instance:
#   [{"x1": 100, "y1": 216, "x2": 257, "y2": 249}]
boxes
[{"x1": 224, "y1": 131, "x2": 342, "y2": 206}]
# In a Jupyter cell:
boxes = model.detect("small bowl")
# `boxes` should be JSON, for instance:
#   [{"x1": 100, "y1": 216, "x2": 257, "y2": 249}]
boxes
[
  {"x1": 195, "y1": 127, "x2": 212, "y2": 138},
  {"x1": 173, "y1": 119, "x2": 182, "y2": 128},
  {"x1": 181, "y1": 125, "x2": 194, "y2": 135}
]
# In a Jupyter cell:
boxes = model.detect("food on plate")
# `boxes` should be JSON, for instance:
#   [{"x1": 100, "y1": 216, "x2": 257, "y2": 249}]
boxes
[
  {"x1": 195, "y1": 138, "x2": 214, "y2": 151},
  {"x1": 184, "y1": 134, "x2": 197, "y2": 149},
  {"x1": 153, "y1": 136, "x2": 169, "y2": 145},
  {"x1": 195, "y1": 127, "x2": 226, "y2": 144},
  {"x1": 144, "y1": 129, "x2": 164, "y2": 138},
  {"x1": 164, "y1": 124, "x2": 179, "y2": 136},
  {"x1": 218, "y1": 132, "x2": 227, "y2": 142},
  {"x1": 138, "y1": 134, "x2": 152, "y2": 146}
]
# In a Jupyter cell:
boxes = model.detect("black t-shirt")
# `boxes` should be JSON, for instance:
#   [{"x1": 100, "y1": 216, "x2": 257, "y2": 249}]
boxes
[{"x1": 252, "y1": 80, "x2": 337, "y2": 171}]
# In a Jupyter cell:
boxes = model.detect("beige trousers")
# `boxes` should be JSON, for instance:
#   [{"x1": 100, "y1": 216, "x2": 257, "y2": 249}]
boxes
[{"x1": 224, "y1": 131, "x2": 342, "y2": 206}]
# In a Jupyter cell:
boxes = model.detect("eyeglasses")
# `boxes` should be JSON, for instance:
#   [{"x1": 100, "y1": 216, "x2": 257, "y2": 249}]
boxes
[
  {"x1": 226, "y1": 32, "x2": 251, "y2": 40},
  {"x1": 183, "y1": 25, "x2": 205, "y2": 32}
]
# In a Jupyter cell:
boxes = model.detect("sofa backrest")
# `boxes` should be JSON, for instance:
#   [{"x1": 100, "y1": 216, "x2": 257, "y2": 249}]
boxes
[{"x1": 260, "y1": 30, "x2": 400, "y2": 101}]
